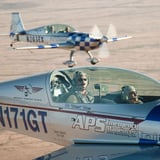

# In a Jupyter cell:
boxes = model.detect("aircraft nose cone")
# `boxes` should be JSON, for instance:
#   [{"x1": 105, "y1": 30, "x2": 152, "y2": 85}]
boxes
[{"x1": 101, "y1": 36, "x2": 108, "y2": 43}]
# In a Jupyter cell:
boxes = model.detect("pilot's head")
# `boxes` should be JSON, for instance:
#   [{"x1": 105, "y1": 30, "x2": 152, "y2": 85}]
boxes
[
  {"x1": 65, "y1": 26, "x2": 70, "y2": 32},
  {"x1": 51, "y1": 76, "x2": 60, "y2": 88},
  {"x1": 121, "y1": 85, "x2": 139, "y2": 104},
  {"x1": 73, "y1": 71, "x2": 89, "y2": 91}
]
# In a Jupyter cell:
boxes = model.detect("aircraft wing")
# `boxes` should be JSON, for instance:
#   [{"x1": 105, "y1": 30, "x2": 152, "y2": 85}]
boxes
[
  {"x1": 107, "y1": 35, "x2": 132, "y2": 42},
  {"x1": 34, "y1": 144, "x2": 160, "y2": 160},
  {"x1": 15, "y1": 42, "x2": 75, "y2": 50}
]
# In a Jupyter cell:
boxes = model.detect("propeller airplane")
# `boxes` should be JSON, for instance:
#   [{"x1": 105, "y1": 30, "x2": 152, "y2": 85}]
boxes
[
  {"x1": 0, "y1": 65, "x2": 160, "y2": 159},
  {"x1": 9, "y1": 12, "x2": 132, "y2": 67}
]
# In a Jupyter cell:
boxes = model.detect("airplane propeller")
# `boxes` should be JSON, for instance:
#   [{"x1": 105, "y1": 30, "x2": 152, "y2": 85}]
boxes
[
  {"x1": 89, "y1": 24, "x2": 132, "y2": 60},
  {"x1": 89, "y1": 24, "x2": 103, "y2": 39},
  {"x1": 98, "y1": 43, "x2": 110, "y2": 58},
  {"x1": 107, "y1": 23, "x2": 118, "y2": 39},
  {"x1": 89, "y1": 24, "x2": 116, "y2": 59}
]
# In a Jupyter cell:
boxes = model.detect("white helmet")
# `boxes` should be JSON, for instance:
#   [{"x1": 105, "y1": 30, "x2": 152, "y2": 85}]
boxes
[{"x1": 121, "y1": 85, "x2": 137, "y2": 102}]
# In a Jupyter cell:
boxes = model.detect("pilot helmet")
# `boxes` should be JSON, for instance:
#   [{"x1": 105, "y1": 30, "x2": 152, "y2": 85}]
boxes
[
  {"x1": 51, "y1": 76, "x2": 60, "y2": 88},
  {"x1": 121, "y1": 85, "x2": 137, "y2": 102},
  {"x1": 73, "y1": 71, "x2": 89, "y2": 85}
]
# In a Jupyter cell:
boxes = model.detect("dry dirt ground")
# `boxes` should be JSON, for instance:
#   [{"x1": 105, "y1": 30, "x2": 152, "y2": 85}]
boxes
[{"x1": 0, "y1": 0, "x2": 159, "y2": 159}]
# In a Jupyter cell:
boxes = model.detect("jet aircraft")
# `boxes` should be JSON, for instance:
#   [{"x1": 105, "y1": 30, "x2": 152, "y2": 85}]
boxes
[
  {"x1": 9, "y1": 12, "x2": 132, "y2": 67},
  {"x1": 0, "y1": 66, "x2": 160, "y2": 159}
]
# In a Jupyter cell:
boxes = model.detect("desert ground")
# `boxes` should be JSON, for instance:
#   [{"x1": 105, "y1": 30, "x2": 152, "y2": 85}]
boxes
[{"x1": 0, "y1": 0, "x2": 159, "y2": 159}]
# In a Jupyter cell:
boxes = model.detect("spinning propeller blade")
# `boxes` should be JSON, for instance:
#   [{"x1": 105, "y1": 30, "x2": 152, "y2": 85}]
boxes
[
  {"x1": 107, "y1": 23, "x2": 117, "y2": 38},
  {"x1": 98, "y1": 43, "x2": 110, "y2": 58},
  {"x1": 89, "y1": 25, "x2": 103, "y2": 39}
]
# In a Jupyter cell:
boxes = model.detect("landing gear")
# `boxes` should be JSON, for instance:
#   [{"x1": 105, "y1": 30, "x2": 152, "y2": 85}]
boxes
[
  {"x1": 10, "y1": 41, "x2": 16, "y2": 48},
  {"x1": 63, "y1": 60, "x2": 76, "y2": 68},
  {"x1": 63, "y1": 50, "x2": 77, "y2": 67},
  {"x1": 64, "y1": 50, "x2": 100, "y2": 67},
  {"x1": 90, "y1": 57, "x2": 99, "y2": 65},
  {"x1": 87, "y1": 51, "x2": 100, "y2": 65}
]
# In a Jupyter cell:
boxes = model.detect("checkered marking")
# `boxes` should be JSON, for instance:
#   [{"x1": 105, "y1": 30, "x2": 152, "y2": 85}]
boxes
[{"x1": 70, "y1": 33, "x2": 102, "y2": 51}]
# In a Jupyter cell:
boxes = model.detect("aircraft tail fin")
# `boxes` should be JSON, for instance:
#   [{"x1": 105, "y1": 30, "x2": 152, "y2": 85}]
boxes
[{"x1": 10, "y1": 12, "x2": 25, "y2": 36}]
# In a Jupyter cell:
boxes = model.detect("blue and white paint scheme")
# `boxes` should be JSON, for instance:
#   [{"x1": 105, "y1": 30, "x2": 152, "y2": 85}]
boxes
[
  {"x1": 10, "y1": 12, "x2": 132, "y2": 67},
  {"x1": 0, "y1": 66, "x2": 160, "y2": 159}
]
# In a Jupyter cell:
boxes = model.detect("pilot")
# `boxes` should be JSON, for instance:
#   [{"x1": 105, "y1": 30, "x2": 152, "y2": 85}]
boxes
[
  {"x1": 65, "y1": 26, "x2": 70, "y2": 32},
  {"x1": 51, "y1": 75, "x2": 69, "y2": 102},
  {"x1": 120, "y1": 85, "x2": 143, "y2": 104},
  {"x1": 66, "y1": 71, "x2": 94, "y2": 103}
]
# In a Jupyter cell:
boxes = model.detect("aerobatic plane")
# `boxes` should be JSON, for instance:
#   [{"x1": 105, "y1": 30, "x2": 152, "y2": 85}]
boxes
[
  {"x1": 9, "y1": 12, "x2": 132, "y2": 67},
  {"x1": 0, "y1": 65, "x2": 160, "y2": 159}
]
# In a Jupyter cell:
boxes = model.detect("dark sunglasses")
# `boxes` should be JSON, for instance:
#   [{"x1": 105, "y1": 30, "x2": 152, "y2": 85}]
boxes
[{"x1": 78, "y1": 78, "x2": 87, "y2": 82}]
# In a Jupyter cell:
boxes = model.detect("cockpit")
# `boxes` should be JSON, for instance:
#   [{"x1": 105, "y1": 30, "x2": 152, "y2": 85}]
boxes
[
  {"x1": 44, "y1": 24, "x2": 76, "y2": 34},
  {"x1": 49, "y1": 67, "x2": 160, "y2": 104}
]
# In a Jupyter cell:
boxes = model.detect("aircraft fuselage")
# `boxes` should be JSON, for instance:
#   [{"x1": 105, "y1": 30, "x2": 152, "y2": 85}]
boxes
[
  {"x1": 1, "y1": 101, "x2": 160, "y2": 146},
  {"x1": 11, "y1": 31, "x2": 102, "y2": 51},
  {"x1": 0, "y1": 66, "x2": 160, "y2": 146}
]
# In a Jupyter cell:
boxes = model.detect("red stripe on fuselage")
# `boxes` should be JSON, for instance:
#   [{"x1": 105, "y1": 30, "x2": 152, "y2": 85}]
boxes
[{"x1": 0, "y1": 102, "x2": 143, "y2": 124}]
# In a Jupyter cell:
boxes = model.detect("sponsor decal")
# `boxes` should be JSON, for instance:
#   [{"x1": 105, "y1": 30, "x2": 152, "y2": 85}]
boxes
[{"x1": 72, "y1": 115, "x2": 138, "y2": 137}]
